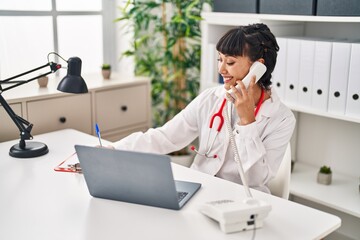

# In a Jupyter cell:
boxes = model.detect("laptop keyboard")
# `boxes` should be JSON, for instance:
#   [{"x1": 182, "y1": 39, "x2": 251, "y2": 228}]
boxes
[{"x1": 177, "y1": 191, "x2": 188, "y2": 202}]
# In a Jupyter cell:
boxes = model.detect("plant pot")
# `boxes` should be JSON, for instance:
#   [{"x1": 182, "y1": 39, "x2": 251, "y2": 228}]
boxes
[
  {"x1": 37, "y1": 76, "x2": 49, "y2": 88},
  {"x1": 102, "y1": 69, "x2": 111, "y2": 79},
  {"x1": 317, "y1": 172, "x2": 332, "y2": 185},
  {"x1": 169, "y1": 154, "x2": 194, "y2": 168}
]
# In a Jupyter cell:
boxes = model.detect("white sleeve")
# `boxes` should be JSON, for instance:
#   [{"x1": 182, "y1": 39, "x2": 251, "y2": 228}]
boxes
[{"x1": 233, "y1": 108, "x2": 296, "y2": 187}]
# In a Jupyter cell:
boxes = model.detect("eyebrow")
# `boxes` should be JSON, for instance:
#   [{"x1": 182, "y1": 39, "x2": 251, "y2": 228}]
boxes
[{"x1": 218, "y1": 53, "x2": 237, "y2": 58}]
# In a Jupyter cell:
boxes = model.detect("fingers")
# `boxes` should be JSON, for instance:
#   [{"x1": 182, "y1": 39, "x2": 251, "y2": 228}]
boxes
[
  {"x1": 229, "y1": 76, "x2": 256, "y2": 103},
  {"x1": 230, "y1": 80, "x2": 247, "y2": 100},
  {"x1": 95, "y1": 145, "x2": 115, "y2": 149},
  {"x1": 228, "y1": 76, "x2": 257, "y2": 125},
  {"x1": 247, "y1": 75, "x2": 257, "y2": 96},
  {"x1": 249, "y1": 75, "x2": 256, "y2": 88},
  {"x1": 237, "y1": 80, "x2": 247, "y2": 94},
  {"x1": 225, "y1": 92, "x2": 235, "y2": 103}
]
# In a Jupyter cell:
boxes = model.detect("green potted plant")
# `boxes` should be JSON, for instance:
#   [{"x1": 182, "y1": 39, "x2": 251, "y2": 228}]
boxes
[
  {"x1": 101, "y1": 64, "x2": 111, "y2": 79},
  {"x1": 116, "y1": 0, "x2": 212, "y2": 158},
  {"x1": 317, "y1": 165, "x2": 332, "y2": 185}
]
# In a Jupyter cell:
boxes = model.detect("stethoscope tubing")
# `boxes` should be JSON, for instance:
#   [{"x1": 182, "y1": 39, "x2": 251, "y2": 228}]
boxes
[
  {"x1": 191, "y1": 98, "x2": 228, "y2": 159},
  {"x1": 191, "y1": 89, "x2": 265, "y2": 159},
  {"x1": 191, "y1": 146, "x2": 217, "y2": 158}
]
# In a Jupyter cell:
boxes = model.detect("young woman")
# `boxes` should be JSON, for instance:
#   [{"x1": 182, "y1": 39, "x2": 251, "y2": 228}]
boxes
[{"x1": 113, "y1": 23, "x2": 296, "y2": 193}]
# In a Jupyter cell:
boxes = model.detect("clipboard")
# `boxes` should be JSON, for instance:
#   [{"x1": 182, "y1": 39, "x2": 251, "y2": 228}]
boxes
[{"x1": 54, "y1": 152, "x2": 82, "y2": 173}]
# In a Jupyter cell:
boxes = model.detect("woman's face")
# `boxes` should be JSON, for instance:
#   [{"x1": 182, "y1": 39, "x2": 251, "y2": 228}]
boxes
[{"x1": 218, "y1": 52, "x2": 252, "y2": 91}]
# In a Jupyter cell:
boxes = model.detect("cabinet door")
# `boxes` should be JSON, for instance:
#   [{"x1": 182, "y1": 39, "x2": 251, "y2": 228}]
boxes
[
  {"x1": 95, "y1": 84, "x2": 148, "y2": 132},
  {"x1": 27, "y1": 94, "x2": 92, "y2": 135},
  {"x1": 0, "y1": 103, "x2": 22, "y2": 142},
  {"x1": 102, "y1": 126, "x2": 150, "y2": 142}
]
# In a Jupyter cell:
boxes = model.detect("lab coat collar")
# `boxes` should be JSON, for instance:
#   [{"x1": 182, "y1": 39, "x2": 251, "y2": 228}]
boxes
[
  {"x1": 215, "y1": 85, "x2": 280, "y2": 118},
  {"x1": 215, "y1": 85, "x2": 227, "y2": 98},
  {"x1": 214, "y1": 85, "x2": 281, "y2": 119},
  {"x1": 256, "y1": 87, "x2": 281, "y2": 118}
]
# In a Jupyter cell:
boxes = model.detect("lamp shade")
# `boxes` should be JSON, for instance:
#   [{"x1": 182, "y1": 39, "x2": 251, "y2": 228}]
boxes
[{"x1": 57, "y1": 57, "x2": 88, "y2": 93}]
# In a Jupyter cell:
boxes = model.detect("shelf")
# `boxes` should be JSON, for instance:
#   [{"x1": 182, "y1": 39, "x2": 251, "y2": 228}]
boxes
[
  {"x1": 202, "y1": 12, "x2": 360, "y2": 25},
  {"x1": 286, "y1": 103, "x2": 360, "y2": 124},
  {"x1": 290, "y1": 162, "x2": 360, "y2": 218}
]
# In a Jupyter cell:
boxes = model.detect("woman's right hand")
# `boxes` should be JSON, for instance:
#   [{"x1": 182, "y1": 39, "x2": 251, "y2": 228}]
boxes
[
  {"x1": 95, "y1": 145, "x2": 115, "y2": 149},
  {"x1": 230, "y1": 76, "x2": 257, "y2": 125}
]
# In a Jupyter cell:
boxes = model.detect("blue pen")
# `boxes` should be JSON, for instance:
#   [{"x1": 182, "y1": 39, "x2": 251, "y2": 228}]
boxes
[{"x1": 95, "y1": 123, "x2": 103, "y2": 147}]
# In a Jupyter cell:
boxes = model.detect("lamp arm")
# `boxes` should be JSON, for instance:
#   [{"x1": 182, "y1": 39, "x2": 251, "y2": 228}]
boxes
[
  {"x1": 0, "y1": 62, "x2": 61, "y2": 93},
  {"x1": 0, "y1": 53, "x2": 86, "y2": 158},
  {"x1": 2, "y1": 62, "x2": 52, "y2": 82},
  {"x1": 0, "y1": 61, "x2": 61, "y2": 150}
]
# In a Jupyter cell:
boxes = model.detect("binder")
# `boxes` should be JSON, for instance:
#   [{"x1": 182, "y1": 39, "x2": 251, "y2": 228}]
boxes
[
  {"x1": 312, "y1": 40, "x2": 332, "y2": 112},
  {"x1": 345, "y1": 43, "x2": 360, "y2": 118},
  {"x1": 328, "y1": 41, "x2": 351, "y2": 115},
  {"x1": 284, "y1": 38, "x2": 301, "y2": 105},
  {"x1": 272, "y1": 37, "x2": 287, "y2": 100},
  {"x1": 298, "y1": 39, "x2": 315, "y2": 107}
]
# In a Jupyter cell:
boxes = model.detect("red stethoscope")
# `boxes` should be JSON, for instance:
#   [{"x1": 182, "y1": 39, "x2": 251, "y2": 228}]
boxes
[{"x1": 191, "y1": 89, "x2": 265, "y2": 159}]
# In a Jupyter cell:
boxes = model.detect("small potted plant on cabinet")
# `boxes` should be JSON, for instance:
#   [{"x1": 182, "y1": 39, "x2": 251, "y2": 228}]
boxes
[
  {"x1": 101, "y1": 64, "x2": 111, "y2": 79},
  {"x1": 317, "y1": 165, "x2": 332, "y2": 185}
]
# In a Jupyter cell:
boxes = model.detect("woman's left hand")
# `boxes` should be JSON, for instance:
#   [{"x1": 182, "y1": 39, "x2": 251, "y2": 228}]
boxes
[{"x1": 227, "y1": 76, "x2": 257, "y2": 125}]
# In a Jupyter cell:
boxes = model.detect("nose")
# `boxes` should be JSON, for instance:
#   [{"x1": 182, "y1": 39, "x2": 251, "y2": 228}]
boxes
[{"x1": 218, "y1": 61, "x2": 227, "y2": 74}]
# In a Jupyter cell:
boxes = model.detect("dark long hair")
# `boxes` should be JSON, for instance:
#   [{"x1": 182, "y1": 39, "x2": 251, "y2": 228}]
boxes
[{"x1": 216, "y1": 23, "x2": 279, "y2": 89}]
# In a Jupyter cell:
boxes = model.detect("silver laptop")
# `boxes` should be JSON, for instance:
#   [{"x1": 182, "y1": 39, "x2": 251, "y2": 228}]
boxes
[{"x1": 75, "y1": 145, "x2": 201, "y2": 210}]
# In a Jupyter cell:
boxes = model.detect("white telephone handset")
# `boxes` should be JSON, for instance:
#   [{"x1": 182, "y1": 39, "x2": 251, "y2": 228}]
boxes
[{"x1": 227, "y1": 61, "x2": 267, "y2": 98}]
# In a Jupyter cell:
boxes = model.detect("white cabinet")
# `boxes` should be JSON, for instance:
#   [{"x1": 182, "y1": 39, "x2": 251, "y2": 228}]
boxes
[
  {"x1": 0, "y1": 73, "x2": 151, "y2": 143},
  {"x1": 94, "y1": 83, "x2": 150, "y2": 142},
  {"x1": 201, "y1": 12, "x2": 360, "y2": 239},
  {"x1": 27, "y1": 94, "x2": 92, "y2": 135}
]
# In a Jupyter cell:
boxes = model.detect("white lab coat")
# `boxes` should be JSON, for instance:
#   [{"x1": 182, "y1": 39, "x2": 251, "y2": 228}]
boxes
[{"x1": 114, "y1": 86, "x2": 296, "y2": 193}]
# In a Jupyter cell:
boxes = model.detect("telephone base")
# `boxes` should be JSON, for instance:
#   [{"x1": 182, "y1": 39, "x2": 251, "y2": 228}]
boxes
[{"x1": 200, "y1": 198, "x2": 271, "y2": 234}]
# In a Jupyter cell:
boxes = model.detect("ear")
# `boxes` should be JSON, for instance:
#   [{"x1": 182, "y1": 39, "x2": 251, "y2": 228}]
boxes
[{"x1": 257, "y1": 58, "x2": 265, "y2": 64}]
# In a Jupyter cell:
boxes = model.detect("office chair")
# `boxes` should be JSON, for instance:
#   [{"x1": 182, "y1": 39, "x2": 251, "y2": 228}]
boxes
[{"x1": 268, "y1": 143, "x2": 292, "y2": 199}]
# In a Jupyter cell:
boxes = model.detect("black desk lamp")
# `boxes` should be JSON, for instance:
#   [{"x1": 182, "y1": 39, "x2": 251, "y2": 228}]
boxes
[{"x1": 0, "y1": 53, "x2": 88, "y2": 158}]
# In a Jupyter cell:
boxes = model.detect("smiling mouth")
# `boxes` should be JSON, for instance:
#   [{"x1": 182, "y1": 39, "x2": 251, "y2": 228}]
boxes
[{"x1": 222, "y1": 76, "x2": 233, "y2": 83}]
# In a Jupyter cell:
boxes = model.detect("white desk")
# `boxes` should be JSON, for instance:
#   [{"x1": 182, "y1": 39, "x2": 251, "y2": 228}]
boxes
[{"x1": 0, "y1": 129, "x2": 340, "y2": 240}]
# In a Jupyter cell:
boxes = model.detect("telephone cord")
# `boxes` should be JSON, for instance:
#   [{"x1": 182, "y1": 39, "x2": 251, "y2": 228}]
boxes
[{"x1": 223, "y1": 99, "x2": 253, "y2": 198}]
